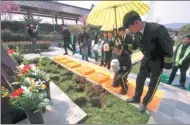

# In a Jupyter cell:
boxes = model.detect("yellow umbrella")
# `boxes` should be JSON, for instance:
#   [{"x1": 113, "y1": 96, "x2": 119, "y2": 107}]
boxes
[
  {"x1": 87, "y1": 1, "x2": 150, "y2": 27},
  {"x1": 100, "y1": 24, "x2": 122, "y2": 31}
]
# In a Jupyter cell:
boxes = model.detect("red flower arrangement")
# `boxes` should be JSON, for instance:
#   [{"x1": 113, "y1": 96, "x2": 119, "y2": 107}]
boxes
[
  {"x1": 20, "y1": 65, "x2": 32, "y2": 74},
  {"x1": 10, "y1": 88, "x2": 24, "y2": 98},
  {"x1": 7, "y1": 49, "x2": 15, "y2": 55}
]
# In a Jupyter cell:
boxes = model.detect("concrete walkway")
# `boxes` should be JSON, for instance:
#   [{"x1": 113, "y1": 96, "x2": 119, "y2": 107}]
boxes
[{"x1": 23, "y1": 46, "x2": 190, "y2": 124}]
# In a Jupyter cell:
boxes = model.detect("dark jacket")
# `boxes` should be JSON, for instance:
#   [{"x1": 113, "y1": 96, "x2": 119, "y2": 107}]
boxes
[
  {"x1": 133, "y1": 22, "x2": 174, "y2": 69},
  {"x1": 27, "y1": 27, "x2": 37, "y2": 39},
  {"x1": 61, "y1": 29, "x2": 71, "y2": 45},
  {"x1": 120, "y1": 34, "x2": 134, "y2": 55},
  {"x1": 78, "y1": 32, "x2": 89, "y2": 48},
  {"x1": 118, "y1": 49, "x2": 132, "y2": 72}
]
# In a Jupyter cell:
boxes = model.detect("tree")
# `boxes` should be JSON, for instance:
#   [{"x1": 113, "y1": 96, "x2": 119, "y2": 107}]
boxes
[
  {"x1": 0, "y1": 1, "x2": 20, "y2": 21},
  {"x1": 79, "y1": 15, "x2": 87, "y2": 26},
  {"x1": 19, "y1": 15, "x2": 42, "y2": 24},
  {"x1": 180, "y1": 24, "x2": 190, "y2": 32}
]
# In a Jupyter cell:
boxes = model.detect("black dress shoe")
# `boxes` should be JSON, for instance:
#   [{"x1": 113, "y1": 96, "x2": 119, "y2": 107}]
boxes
[
  {"x1": 126, "y1": 97, "x2": 140, "y2": 103},
  {"x1": 63, "y1": 53, "x2": 68, "y2": 55},
  {"x1": 139, "y1": 104, "x2": 147, "y2": 113}
]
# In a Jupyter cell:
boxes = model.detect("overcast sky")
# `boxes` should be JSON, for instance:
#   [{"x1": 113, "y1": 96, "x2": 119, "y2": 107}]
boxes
[{"x1": 58, "y1": 1, "x2": 190, "y2": 24}]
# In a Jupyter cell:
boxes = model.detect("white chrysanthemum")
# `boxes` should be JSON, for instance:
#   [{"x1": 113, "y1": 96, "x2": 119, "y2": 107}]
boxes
[
  {"x1": 19, "y1": 64, "x2": 25, "y2": 69},
  {"x1": 30, "y1": 64, "x2": 37, "y2": 71},
  {"x1": 21, "y1": 86, "x2": 30, "y2": 93}
]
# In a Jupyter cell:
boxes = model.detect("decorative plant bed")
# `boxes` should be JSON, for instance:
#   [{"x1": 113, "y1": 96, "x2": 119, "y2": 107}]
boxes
[{"x1": 29, "y1": 57, "x2": 150, "y2": 124}]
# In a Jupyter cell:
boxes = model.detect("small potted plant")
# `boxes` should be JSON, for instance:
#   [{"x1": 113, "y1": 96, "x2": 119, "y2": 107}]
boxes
[{"x1": 9, "y1": 86, "x2": 51, "y2": 124}]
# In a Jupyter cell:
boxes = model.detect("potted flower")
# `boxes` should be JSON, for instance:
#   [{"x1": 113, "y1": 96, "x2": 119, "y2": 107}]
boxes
[
  {"x1": 9, "y1": 86, "x2": 51, "y2": 124},
  {"x1": 1, "y1": 86, "x2": 11, "y2": 115}
]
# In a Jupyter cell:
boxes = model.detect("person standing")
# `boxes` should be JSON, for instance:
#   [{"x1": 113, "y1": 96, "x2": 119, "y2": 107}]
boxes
[
  {"x1": 92, "y1": 33, "x2": 100, "y2": 62},
  {"x1": 78, "y1": 31, "x2": 89, "y2": 61},
  {"x1": 27, "y1": 23, "x2": 39, "y2": 53},
  {"x1": 103, "y1": 31, "x2": 115, "y2": 69},
  {"x1": 71, "y1": 32, "x2": 76, "y2": 55},
  {"x1": 112, "y1": 38, "x2": 132, "y2": 95},
  {"x1": 61, "y1": 24, "x2": 74, "y2": 55},
  {"x1": 100, "y1": 32, "x2": 108, "y2": 66},
  {"x1": 168, "y1": 35, "x2": 190, "y2": 89},
  {"x1": 118, "y1": 27, "x2": 134, "y2": 55},
  {"x1": 123, "y1": 11, "x2": 174, "y2": 112}
]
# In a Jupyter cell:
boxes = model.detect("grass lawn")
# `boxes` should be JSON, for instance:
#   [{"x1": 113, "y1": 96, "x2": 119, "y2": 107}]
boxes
[
  {"x1": 131, "y1": 62, "x2": 140, "y2": 74},
  {"x1": 30, "y1": 57, "x2": 150, "y2": 124}
]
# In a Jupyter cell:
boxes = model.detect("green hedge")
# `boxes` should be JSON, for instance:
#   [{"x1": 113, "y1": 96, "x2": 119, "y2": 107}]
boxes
[
  {"x1": 1, "y1": 29, "x2": 62, "y2": 42},
  {"x1": 1, "y1": 29, "x2": 29, "y2": 42},
  {"x1": 1, "y1": 21, "x2": 61, "y2": 34},
  {"x1": 3, "y1": 41, "x2": 51, "y2": 54}
]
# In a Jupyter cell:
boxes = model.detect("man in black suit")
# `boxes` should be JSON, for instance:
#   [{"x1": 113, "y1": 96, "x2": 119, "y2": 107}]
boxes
[
  {"x1": 61, "y1": 24, "x2": 74, "y2": 55},
  {"x1": 123, "y1": 11, "x2": 174, "y2": 112},
  {"x1": 118, "y1": 27, "x2": 134, "y2": 55}
]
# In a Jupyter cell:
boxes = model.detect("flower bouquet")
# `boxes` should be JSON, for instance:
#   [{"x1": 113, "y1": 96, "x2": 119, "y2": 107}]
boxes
[
  {"x1": 17, "y1": 64, "x2": 51, "y2": 100},
  {"x1": 2, "y1": 85, "x2": 51, "y2": 124},
  {"x1": 7, "y1": 47, "x2": 24, "y2": 65}
]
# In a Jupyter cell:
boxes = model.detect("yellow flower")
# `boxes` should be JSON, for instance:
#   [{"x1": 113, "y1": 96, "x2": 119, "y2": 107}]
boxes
[
  {"x1": 2, "y1": 92, "x2": 8, "y2": 98},
  {"x1": 29, "y1": 83, "x2": 36, "y2": 90},
  {"x1": 41, "y1": 84, "x2": 46, "y2": 89}
]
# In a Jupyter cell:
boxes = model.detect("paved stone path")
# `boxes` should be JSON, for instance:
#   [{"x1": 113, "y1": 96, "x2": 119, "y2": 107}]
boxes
[{"x1": 23, "y1": 45, "x2": 190, "y2": 124}]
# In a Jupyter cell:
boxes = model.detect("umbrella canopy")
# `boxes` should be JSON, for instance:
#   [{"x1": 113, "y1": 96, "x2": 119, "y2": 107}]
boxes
[
  {"x1": 87, "y1": 1, "x2": 150, "y2": 27},
  {"x1": 100, "y1": 24, "x2": 122, "y2": 31}
]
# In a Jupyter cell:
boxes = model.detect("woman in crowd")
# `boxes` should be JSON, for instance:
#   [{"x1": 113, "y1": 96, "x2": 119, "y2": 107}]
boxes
[
  {"x1": 78, "y1": 31, "x2": 89, "y2": 61},
  {"x1": 100, "y1": 31, "x2": 108, "y2": 66},
  {"x1": 103, "y1": 31, "x2": 115, "y2": 69},
  {"x1": 92, "y1": 33, "x2": 100, "y2": 62}
]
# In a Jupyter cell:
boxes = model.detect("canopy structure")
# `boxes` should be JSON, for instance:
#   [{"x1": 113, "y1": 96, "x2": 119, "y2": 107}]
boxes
[{"x1": 3, "y1": 1, "x2": 91, "y2": 24}]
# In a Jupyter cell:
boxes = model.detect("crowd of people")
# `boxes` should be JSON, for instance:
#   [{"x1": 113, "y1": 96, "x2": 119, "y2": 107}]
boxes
[{"x1": 27, "y1": 10, "x2": 190, "y2": 113}]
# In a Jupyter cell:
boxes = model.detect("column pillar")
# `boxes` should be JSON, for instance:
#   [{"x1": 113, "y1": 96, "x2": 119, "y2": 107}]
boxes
[
  {"x1": 55, "y1": 15, "x2": 58, "y2": 25},
  {"x1": 76, "y1": 18, "x2": 78, "y2": 25},
  {"x1": 62, "y1": 16, "x2": 64, "y2": 25}
]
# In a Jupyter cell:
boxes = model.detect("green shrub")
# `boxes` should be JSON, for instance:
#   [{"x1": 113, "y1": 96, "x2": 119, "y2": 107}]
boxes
[
  {"x1": 1, "y1": 29, "x2": 29, "y2": 42},
  {"x1": 3, "y1": 41, "x2": 51, "y2": 53},
  {"x1": 38, "y1": 34, "x2": 61, "y2": 41}
]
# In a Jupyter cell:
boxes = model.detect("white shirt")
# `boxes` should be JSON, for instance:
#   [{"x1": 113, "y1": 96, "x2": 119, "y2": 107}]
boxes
[{"x1": 140, "y1": 22, "x2": 146, "y2": 35}]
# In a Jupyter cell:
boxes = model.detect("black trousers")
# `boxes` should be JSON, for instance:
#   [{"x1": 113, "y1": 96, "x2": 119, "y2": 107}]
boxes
[
  {"x1": 64, "y1": 44, "x2": 73, "y2": 54},
  {"x1": 72, "y1": 43, "x2": 76, "y2": 53},
  {"x1": 113, "y1": 70, "x2": 129, "y2": 91},
  {"x1": 168, "y1": 62, "x2": 189, "y2": 87},
  {"x1": 133, "y1": 60, "x2": 163, "y2": 105},
  {"x1": 88, "y1": 46, "x2": 91, "y2": 57},
  {"x1": 100, "y1": 47, "x2": 104, "y2": 65},
  {"x1": 104, "y1": 51, "x2": 112, "y2": 69}
]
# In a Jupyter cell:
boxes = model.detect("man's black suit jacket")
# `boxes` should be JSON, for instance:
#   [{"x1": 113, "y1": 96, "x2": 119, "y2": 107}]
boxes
[{"x1": 134, "y1": 22, "x2": 174, "y2": 68}]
